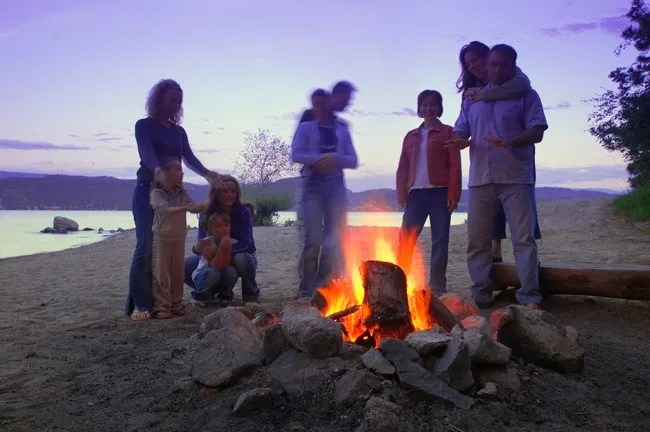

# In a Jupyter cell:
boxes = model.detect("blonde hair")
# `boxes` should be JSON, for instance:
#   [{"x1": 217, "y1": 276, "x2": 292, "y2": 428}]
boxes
[
  {"x1": 145, "y1": 79, "x2": 183, "y2": 125},
  {"x1": 200, "y1": 175, "x2": 256, "y2": 232}
]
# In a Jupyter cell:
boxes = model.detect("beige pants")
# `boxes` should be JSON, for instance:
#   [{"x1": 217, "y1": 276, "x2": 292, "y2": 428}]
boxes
[{"x1": 152, "y1": 237, "x2": 185, "y2": 314}]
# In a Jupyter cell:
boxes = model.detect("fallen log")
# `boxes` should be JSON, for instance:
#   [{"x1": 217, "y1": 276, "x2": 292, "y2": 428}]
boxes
[
  {"x1": 491, "y1": 261, "x2": 650, "y2": 301},
  {"x1": 361, "y1": 260, "x2": 414, "y2": 339},
  {"x1": 326, "y1": 305, "x2": 361, "y2": 321}
]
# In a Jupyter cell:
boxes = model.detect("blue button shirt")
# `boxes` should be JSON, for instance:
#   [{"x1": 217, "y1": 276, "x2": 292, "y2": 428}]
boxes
[{"x1": 453, "y1": 88, "x2": 548, "y2": 187}]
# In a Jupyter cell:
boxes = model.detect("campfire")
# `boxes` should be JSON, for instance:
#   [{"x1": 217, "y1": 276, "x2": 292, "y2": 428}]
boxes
[{"x1": 314, "y1": 229, "x2": 460, "y2": 347}]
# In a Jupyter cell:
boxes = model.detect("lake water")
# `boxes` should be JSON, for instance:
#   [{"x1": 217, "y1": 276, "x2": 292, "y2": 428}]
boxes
[{"x1": 0, "y1": 210, "x2": 467, "y2": 259}]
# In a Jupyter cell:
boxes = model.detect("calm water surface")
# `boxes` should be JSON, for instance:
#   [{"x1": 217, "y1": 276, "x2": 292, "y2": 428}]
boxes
[{"x1": 0, "y1": 210, "x2": 467, "y2": 259}]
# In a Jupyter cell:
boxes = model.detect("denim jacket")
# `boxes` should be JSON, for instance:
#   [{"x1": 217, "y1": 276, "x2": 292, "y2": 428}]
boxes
[{"x1": 290, "y1": 118, "x2": 359, "y2": 179}]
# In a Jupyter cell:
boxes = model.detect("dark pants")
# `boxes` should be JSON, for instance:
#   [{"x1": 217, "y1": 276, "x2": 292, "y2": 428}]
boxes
[
  {"x1": 184, "y1": 252, "x2": 259, "y2": 300},
  {"x1": 125, "y1": 183, "x2": 154, "y2": 315},
  {"x1": 398, "y1": 188, "x2": 451, "y2": 295},
  {"x1": 492, "y1": 201, "x2": 541, "y2": 240}
]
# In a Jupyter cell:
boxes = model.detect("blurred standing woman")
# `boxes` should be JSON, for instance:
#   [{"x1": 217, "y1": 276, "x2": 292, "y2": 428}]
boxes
[
  {"x1": 456, "y1": 41, "x2": 542, "y2": 262},
  {"x1": 396, "y1": 90, "x2": 461, "y2": 296},
  {"x1": 126, "y1": 79, "x2": 223, "y2": 321}
]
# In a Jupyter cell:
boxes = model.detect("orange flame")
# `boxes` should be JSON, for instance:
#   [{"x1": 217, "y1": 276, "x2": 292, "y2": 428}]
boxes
[{"x1": 317, "y1": 226, "x2": 436, "y2": 343}]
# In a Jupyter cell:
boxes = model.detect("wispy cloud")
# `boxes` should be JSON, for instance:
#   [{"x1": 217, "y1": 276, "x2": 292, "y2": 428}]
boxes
[
  {"x1": 0, "y1": 139, "x2": 90, "y2": 151},
  {"x1": 194, "y1": 148, "x2": 220, "y2": 154},
  {"x1": 97, "y1": 137, "x2": 123, "y2": 142},
  {"x1": 69, "y1": 134, "x2": 80, "y2": 139},
  {"x1": 267, "y1": 112, "x2": 300, "y2": 121},
  {"x1": 202, "y1": 130, "x2": 212, "y2": 135},
  {"x1": 540, "y1": 15, "x2": 628, "y2": 37},
  {"x1": 387, "y1": 108, "x2": 417, "y2": 117},
  {"x1": 544, "y1": 100, "x2": 571, "y2": 110},
  {"x1": 348, "y1": 110, "x2": 379, "y2": 117}
]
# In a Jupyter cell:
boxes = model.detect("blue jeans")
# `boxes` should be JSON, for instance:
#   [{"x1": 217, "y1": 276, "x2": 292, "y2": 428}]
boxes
[
  {"x1": 232, "y1": 252, "x2": 259, "y2": 299},
  {"x1": 125, "y1": 183, "x2": 154, "y2": 315},
  {"x1": 399, "y1": 188, "x2": 451, "y2": 295},
  {"x1": 191, "y1": 265, "x2": 239, "y2": 301},
  {"x1": 467, "y1": 184, "x2": 541, "y2": 305},
  {"x1": 299, "y1": 175, "x2": 347, "y2": 299},
  {"x1": 184, "y1": 254, "x2": 201, "y2": 289},
  {"x1": 492, "y1": 201, "x2": 542, "y2": 240}
]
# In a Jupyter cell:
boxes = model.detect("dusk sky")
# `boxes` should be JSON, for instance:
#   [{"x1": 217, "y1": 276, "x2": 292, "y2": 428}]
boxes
[{"x1": 0, "y1": 0, "x2": 636, "y2": 192}]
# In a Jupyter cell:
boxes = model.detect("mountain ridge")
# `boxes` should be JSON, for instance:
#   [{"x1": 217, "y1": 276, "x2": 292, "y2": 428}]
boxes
[{"x1": 0, "y1": 172, "x2": 621, "y2": 211}]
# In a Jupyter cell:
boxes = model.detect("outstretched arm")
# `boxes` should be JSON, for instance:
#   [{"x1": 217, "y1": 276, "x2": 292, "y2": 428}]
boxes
[{"x1": 180, "y1": 128, "x2": 210, "y2": 177}]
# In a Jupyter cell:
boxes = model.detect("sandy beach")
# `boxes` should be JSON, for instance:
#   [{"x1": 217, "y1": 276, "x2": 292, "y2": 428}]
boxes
[{"x1": 1, "y1": 199, "x2": 649, "y2": 431}]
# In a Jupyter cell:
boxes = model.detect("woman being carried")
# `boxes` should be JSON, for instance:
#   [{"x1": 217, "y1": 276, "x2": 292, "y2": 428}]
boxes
[
  {"x1": 396, "y1": 90, "x2": 461, "y2": 296},
  {"x1": 184, "y1": 175, "x2": 259, "y2": 305},
  {"x1": 456, "y1": 41, "x2": 542, "y2": 262}
]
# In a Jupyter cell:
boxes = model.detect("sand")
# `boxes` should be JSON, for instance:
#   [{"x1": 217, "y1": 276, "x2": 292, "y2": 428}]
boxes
[{"x1": 1, "y1": 199, "x2": 649, "y2": 431}]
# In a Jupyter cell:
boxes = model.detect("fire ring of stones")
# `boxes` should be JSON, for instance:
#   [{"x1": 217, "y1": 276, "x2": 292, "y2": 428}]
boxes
[{"x1": 190, "y1": 261, "x2": 584, "y2": 427}]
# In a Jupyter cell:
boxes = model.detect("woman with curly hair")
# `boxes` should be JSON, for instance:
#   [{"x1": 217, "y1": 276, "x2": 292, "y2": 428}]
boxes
[
  {"x1": 126, "y1": 79, "x2": 223, "y2": 321},
  {"x1": 184, "y1": 175, "x2": 260, "y2": 305}
]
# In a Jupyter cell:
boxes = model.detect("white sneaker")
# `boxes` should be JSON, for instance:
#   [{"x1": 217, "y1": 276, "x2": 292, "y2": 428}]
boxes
[{"x1": 191, "y1": 299, "x2": 206, "y2": 308}]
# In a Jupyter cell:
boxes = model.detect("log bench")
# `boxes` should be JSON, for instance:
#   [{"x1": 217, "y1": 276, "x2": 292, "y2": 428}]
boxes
[{"x1": 491, "y1": 261, "x2": 650, "y2": 301}]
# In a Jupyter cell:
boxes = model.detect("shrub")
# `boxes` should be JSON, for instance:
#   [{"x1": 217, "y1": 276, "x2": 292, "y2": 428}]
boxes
[
  {"x1": 250, "y1": 193, "x2": 293, "y2": 226},
  {"x1": 283, "y1": 219, "x2": 296, "y2": 227},
  {"x1": 612, "y1": 183, "x2": 650, "y2": 221}
]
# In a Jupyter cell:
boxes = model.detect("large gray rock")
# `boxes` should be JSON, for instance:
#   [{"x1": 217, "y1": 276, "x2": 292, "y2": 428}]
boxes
[
  {"x1": 281, "y1": 311, "x2": 342, "y2": 359},
  {"x1": 462, "y1": 327, "x2": 511, "y2": 366},
  {"x1": 361, "y1": 348, "x2": 396, "y2": 376},
  {"x1": 378, "y1": 338, "x2": 422, "y2": 365},
  {"x1": 268, "y1": 349, "x2": 331, "y2": 397},
  {"x1": 263, "y1": 323, "x2": 293, "y2": 365},
  {"x1": 53, "y1": 216, "x2": 79, "y2": 233},
  {"x1": 430, "y1": 337, "x2": 474, "y2": 392},
  {"x1": 439, "y1": 293, "x2": 480, "y2": 320},
  {"x1": 496, "y1": 305, "x2": 585, "y2": 373},
  {"x1": 405, "y1": 328, "x2": 451, "y2": 357},
  {"x1": 191, "y1": 309, "x2": 263, "y2": 387},
  {"x1": 198, "y1": 307, "x2": 254, "y2": 338}
]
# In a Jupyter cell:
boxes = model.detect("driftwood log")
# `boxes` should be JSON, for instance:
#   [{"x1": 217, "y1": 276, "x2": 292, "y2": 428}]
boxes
[
  {"x1": 491, "y1": 261, "x2": 650, "y2": 301},
  {"x1": 361, "y1": 260, "x2": 415, "y2": 339}
]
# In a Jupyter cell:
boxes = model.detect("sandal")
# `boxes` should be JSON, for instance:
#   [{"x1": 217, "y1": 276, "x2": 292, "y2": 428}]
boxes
[
  {"x1": 172, "y1": 304, "x2": 190, "y2": 316},
  {"x1": 153, "y1": 311, "x2": 173, "y2": 319},
  {"x1": 131, "y1": 309, "x2": 152, "y2": 321}
]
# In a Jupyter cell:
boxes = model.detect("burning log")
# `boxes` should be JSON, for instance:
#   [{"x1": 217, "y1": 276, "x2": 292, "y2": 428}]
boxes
[
  {"x1": 361, "y1": 260, "x2": 414, "y2": 340},
  {"x1": 411, "y1": 289, "x2": 462, "y2": 333},
  {"x1": 327, "y1": 305, "x2": 361, "y2": 321}
]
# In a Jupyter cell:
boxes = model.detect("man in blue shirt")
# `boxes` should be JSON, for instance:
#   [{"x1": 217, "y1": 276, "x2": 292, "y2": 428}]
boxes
[{"x1": 447, "y1": 44, "x2": 548, "y2": 309}]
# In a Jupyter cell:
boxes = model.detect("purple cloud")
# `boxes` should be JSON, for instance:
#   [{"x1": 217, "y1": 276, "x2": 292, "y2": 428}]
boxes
[
  {"x1": 541, "y1": 16, "x2": 628, "y2": 37},
  {"x1": 97, "y1": 137, "x2": 122, "y2": 142},
  {"x1": 544, "y1": 100, "x2": 571, "y2": 110},
  {"x1": 0, "y1": 139, "x2": 90, "y2": 151},
  {"x1": 388, "y1": 108, "x2": 417, "y2": 117}
]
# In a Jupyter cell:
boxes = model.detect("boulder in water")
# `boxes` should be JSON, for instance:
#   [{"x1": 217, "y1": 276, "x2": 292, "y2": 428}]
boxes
[{"x1": 53, "y1": 216, "x2": 79, "y2": 233}]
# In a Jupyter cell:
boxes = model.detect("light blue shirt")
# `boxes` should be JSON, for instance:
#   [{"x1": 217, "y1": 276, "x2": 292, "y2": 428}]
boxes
[
  {"x1": 453, "y1": 88, "x2": 548, "y2": 187},
  {"x1": 290, "y1": 118, "x2": 359, "y2": 179}
]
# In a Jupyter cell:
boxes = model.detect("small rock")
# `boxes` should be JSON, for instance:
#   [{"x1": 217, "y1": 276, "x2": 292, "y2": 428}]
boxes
[
  {"x1": 431, "y1": 337, "x2": 474, "y2": 392},
  {"x1": 82, "y1": 227, "x2": 93, "y2": 231},
  {"x1": 199, "y1": 306, "x2": 254, "y2": 338},
  {"x1": 263, "y1": 324, "x2": 293, "y2": 365},
  {"x1": 340, "y1": 342, "x2": 368, "y2": 360},
  {"x1": 232, "y1": 388, "x2": 275, "y2": 414},
  {"x1": 477, "y1": 363, "x2": 521, "y2": 398},
  {"x1": 233, "y1": 307, "x2": 256, "y2": 320},
  {"x1": 116, "y1": 227, "x2": 124, "y2": 232},
  {"x1": 281, "y1": 312, "x2": 342, "y2": 359},
  {"x1": 405, "y1": 328, "x2": 451, "y2": 357},
  {"x1": 564, "y1": 326, "x2": 579, "y2": 344},
  {"x1": 40, "y1": 227, "x2": 56, "y2": 234},
  {"x1": 361, "y1": 348, "x2": 396, "y2": 376},
  {"x1": 334, "y1": 370, "x2": 382, "y2": 404},
  {"x1": 462, "y1": 327, "x2": 511, "y2": 366},
  {"x1": 378, "y1": 338, "x2": 422, "y2": 365},
  {"x1": 252, "y1": 312, "x2": 282, "y2": 331},
  {"x1": 279, "y1": 300, "x2": 320, "y2": 319},
  {"x1": 268, "y1": 349, "x2": 331, "y2": 397},
  {"x1": 245, "y1": 302, "x2": 268, "y2": 315},
  {"x1": 477, "y1": 382, "x2": 498, "y2": 398},
  {"x1": 496, "y1": 306, "x2": 585, "y2": 373},
  {"x1": 461, "y1": 315, "x2": 487, "y2": 331},
  {"x1": 440, "y1": 293, "x2": 480, "y2": 320},
  {"x1": 98, "y1": 227, "x2": 104, "y2": 233},
  {"x1": 360, "y1": 397, "x2": 402, "y2": 432}
]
